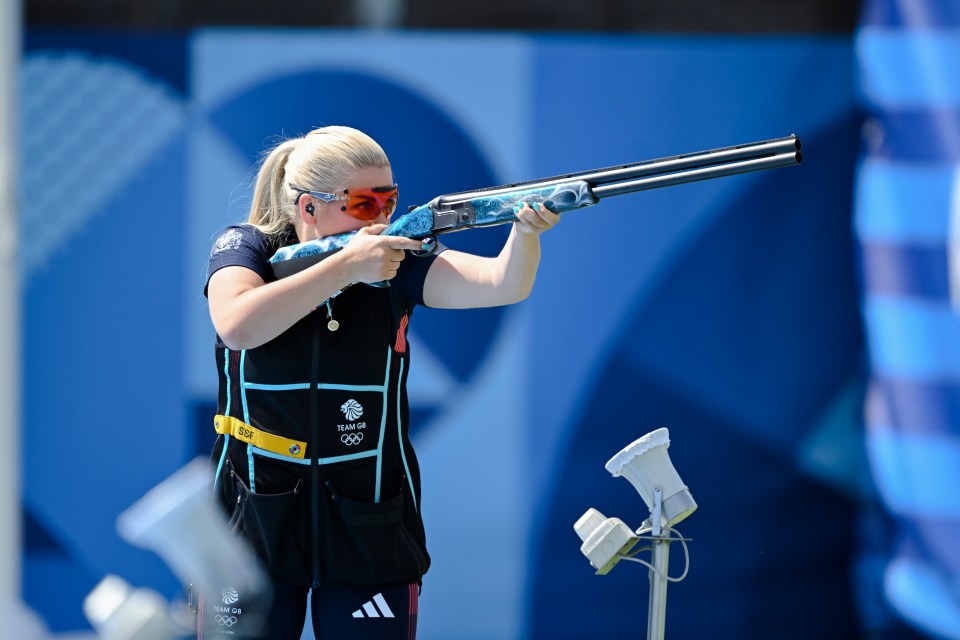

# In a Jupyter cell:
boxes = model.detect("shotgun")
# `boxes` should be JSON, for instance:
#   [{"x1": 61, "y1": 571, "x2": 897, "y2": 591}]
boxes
[{"x1": 270, "y1": 134, "x2": 802, "y2": 280}]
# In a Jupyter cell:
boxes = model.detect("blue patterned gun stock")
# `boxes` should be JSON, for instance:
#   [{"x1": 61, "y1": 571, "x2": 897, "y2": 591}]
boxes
[
  {"x1": 269, "y1": 180, "x2": 597, "y2": 283},
  {"x1": 268, "y1": 231, "x2": 388, "y2": 298},
  {"x1": 384, "y1": 180, "x2": 597, "y2": 239},
  {"x1": 268, "y1": 230, "x2": 385, "y2": 285}
]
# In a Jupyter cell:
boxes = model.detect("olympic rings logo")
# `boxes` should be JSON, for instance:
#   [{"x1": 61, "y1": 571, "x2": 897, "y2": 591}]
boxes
[
  {"x1": 215, "y1": 615, "x2": 238, "y2": 627},
  {"x1": 341, "y1": 432, "x2": 364, "y2": 446}
]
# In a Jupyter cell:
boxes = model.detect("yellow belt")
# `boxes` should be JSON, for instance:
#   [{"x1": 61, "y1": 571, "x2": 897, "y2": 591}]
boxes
[{"x1": 214, "y1": 415, "x2": 308, "y2": 460}]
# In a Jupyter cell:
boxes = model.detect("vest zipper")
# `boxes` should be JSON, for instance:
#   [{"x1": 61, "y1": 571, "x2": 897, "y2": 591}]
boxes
[{"x1": 310, "y1": 316, "x2": 322, "y2": 588}]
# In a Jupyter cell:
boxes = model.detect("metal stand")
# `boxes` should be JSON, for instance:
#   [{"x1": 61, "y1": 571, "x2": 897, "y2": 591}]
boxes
[
  {"x1": 647, "y1": 488, "x2": 670, "y2": 640},
  {"x1": 618, "y1": 487, "x2": 692, "y2": 640}
]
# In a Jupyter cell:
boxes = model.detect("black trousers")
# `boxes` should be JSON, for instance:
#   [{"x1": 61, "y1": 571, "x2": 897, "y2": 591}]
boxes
[
  {"x1": 197, "y1": 581, "x2": 419, "y2": 640},
  {"x1": 204, "y1": 438, "x2": 425, "y2": 639}
]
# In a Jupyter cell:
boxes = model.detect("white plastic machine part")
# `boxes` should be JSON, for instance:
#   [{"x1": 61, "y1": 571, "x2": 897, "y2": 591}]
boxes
[
  {"x1": 115, "y1": 457, "x2": 266, "y2": 602},
  {"x1": 84, "y1": 575, "x2": 178, "y2": 640},
  {"x1": 574, "y1": 508, "x2": 640, "y2": 575}
]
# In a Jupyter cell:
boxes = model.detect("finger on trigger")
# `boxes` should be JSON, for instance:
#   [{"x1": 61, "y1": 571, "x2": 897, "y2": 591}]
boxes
[{"x1": 387, "y1": 236, "x2": 424, "y2": 251}]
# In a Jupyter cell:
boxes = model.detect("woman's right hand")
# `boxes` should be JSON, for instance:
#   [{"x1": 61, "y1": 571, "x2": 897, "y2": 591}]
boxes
[{"x1": 338, "y1": 224, "x2": 425, "y2": 284}]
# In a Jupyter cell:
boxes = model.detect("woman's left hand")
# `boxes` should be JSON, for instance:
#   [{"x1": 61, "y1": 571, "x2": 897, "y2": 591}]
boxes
[{"x1": 513, "y1": 201, "x2": 560, "y2": 236}]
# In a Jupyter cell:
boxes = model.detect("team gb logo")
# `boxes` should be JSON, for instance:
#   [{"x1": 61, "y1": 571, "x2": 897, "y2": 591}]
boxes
[{"x1": 341, "y1": 399, "x2": 363, "y2": 421}]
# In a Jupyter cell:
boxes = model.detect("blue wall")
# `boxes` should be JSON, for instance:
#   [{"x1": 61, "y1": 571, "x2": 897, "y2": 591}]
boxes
[{"x1": 21, "y1": 30, "x2": 872, "y2": 639}]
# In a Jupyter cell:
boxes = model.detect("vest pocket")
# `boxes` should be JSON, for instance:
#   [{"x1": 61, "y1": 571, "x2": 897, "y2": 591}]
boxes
[
  {"x1": 321, "y1": 480, "x2": 430, "y2": 585},
  {"x1": 216, "y1": 457, "x2": 308, "y2": 583}
]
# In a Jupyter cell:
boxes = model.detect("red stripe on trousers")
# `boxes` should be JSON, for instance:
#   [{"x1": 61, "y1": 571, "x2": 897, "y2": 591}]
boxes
[
  {"x1": 395, "y1": 313, "x2": 409, "y2": 353},
  {"x1": 408, "y1": 583, "x2": 419, "y2": 640}
]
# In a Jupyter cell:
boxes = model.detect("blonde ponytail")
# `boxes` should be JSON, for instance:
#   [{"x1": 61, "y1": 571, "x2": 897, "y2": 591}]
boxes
[
  {"x1": 247, "y1": 126, "x2": 391, "y2": 238},
  {"x1": 248, "y1": 138, "x2": 301, "y2": 237}
]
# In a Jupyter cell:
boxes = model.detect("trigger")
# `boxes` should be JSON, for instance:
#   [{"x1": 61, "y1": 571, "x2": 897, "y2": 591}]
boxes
[{"x1": 411, "y1": 236, "x2": 438, "y2": 257}]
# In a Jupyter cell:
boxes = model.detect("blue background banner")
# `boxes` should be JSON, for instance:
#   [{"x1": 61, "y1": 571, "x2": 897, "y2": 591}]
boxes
[
  {"x1": 855, "y1": 0, "x2": 960, "y2": 638},
  {"x1": 21, "y1": 28, "x2": 887, "y2": 639}
]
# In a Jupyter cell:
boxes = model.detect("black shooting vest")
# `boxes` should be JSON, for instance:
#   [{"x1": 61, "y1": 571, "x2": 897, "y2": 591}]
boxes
[{"x1": 213, "y1": 282, "x2": 430, "y2": 588}]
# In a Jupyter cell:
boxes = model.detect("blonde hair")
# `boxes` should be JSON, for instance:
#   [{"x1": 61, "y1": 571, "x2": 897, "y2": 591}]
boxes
[{"x1": 247, "y1": 125, "x2": 391, "y2": 237}]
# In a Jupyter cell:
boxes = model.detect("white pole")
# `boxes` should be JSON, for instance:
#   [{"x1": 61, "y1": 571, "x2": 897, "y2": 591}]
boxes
[{"x1": 0, "y1": 0, "x2": 23, "y2": 606}]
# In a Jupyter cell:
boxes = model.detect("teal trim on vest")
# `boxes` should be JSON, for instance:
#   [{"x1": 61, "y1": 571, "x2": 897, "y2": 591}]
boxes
[
  {"x1": 224, "y1": 348, "x2": 232, "y2": 417},
  {"x1": 240, "y1": 349, "x2": 256, "y2": 493},
  {"x1": 242, "y1": 382, "x2": 387, "y2": 392},
  {"x1": 320, "y1": 382, "x2": 387, "y2": 392},
  {"x1": 214, "y1": 434, "x2": 230, "y2": 492},
  {"x1": 397, "y1": 358, "x2": 417, "y2": 512},
  {"x1": 244, "y1": 382, "x2": 311, "y2": 391},
  {"x1": 215, "y1": 348, "x2": 233, "y2": 493},
  {"x1": 374, "y1": 347, "x2": 393, "y2": 503},
  {"x1": 251, "y1": 446, "x2": 379, "y2": 466}
]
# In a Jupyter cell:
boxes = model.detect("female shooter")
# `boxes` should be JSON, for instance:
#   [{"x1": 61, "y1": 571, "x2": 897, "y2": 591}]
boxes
[{"x1": 202, "y1": 125, "x2": 558, "y2": 639}]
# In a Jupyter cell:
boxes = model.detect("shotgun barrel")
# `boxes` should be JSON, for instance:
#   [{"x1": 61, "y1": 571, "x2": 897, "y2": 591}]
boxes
[{"x1": 437, "y1": 134, "x2": 801, "y2": 206}]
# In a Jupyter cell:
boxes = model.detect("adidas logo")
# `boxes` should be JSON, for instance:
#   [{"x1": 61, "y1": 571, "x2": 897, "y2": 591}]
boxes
[{"x1": 352, "y1": 592, "x2": 394, "y2": 619}]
